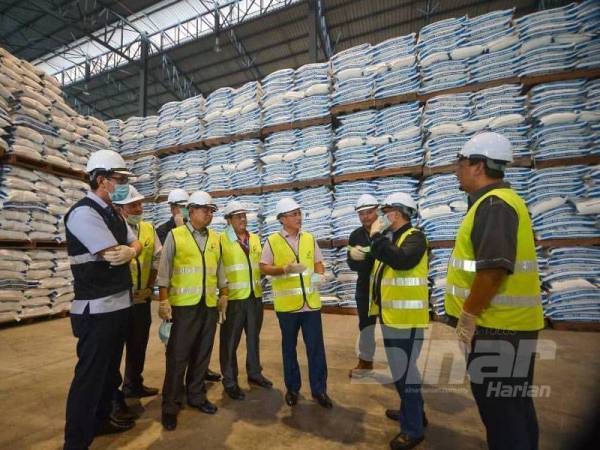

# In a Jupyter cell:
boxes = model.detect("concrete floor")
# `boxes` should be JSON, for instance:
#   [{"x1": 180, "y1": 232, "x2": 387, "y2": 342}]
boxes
[{"x1": 0, "y1": 307, "x2": 598, "y2": 450}]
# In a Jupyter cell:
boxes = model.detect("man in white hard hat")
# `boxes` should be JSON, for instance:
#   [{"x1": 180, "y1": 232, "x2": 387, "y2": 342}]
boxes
[
  {"x1": 259, "y1": 197, "x2": 331, "y2": 409},
  {"x1": 64, "y1": 150, "x2": 142, "y2": 449},
  {"x1": 113, "y1": 186, "x2": 161, "y2": 400},
  {"x1": 446, "y1": 132, "x2": 543, "y2": 450},
  {"x1": 156, "y1": 190, "x2": 228, "y2": 431},
  {"x1": 368, "y1": 192, "x2": 429, "y2": 450},
  {"x1": 347, "y1": 193, "x2": 379, "y2": 378},
  {"x1": 219, "y1": 200, "x2": 273, "y2": 401}
]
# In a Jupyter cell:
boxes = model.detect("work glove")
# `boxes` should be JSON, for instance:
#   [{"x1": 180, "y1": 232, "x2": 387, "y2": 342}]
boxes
[
  {"x1": 311, "y1": 273, "x2": 322, "y2": 286},
  {"x1": 369, "y1": 217, "x2": 386, "y2": 237},
  {"x1": 456, "y1": 309, "x2": 478, "y2": 351},
  {"x1": 174, "y1": 213, "x2": 185, "y2": 227},
  {"x1": 133, "y1": 287, "x2": 153, "y2": 303},
  {"x1": 218, "y1": 296, "x2": 228, "y2": 324},
  {"x1": 284, "y1": 263, "x2": 307, "y2": 274},
  {"x1": 348, "y1": 246, "x2": 368, "y2": 261},
  {"x1": 159, "y1": 300, "x2": 172, "y2": 321},
  {"x1": 103, "y1": 245, "x2": 136, "y2": 266}
]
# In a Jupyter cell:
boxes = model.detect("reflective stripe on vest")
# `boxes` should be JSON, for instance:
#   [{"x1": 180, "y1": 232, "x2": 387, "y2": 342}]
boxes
[
  {"x1": 268, "y1": 231, "x2": 321, "y2": 312},
  {"x1": 220, "y1": 232, "x2": 263, "y2": 300},
  {"x1": 444, "y1": 187, "x2": 544, "y2": 331},
  {"x1": 381, "y1": 300, "x2": 426, "y2": 309},
  {"x1": 169, "y1": 226, "x2": 220, "y2": 307}
]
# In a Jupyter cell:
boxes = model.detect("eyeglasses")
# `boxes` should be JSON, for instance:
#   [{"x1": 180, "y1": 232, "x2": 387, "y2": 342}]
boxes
[{"x1": 109, "y1": 175, "x2": 128, "y2": 185}]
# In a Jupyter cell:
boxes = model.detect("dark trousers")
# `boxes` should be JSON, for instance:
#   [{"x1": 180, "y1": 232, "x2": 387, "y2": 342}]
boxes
[
  {"x1": 468, "y1": 328, "x2": 539, "y2": 450},
  {"x1": 64, "y1": 306, "x2": 130, "y2": 450},
  {"x1": 356, "y1": 294, "x2": 377, "y2": 361},
  {"x1": 162, "y1": 301, "x2": 218, "y2": 415},
  {"x1": 219, "y1": 296, "x2": 264, "y2": 388},
  {"x1": 381, "y1": 325, "x2": 425, "y2": 439},
  {"x1": 123, "y1": 300, "x2": 152, "y2": 392},
  {"x1": 276, "y1": 310, "x2": 328, "y2": 395}
]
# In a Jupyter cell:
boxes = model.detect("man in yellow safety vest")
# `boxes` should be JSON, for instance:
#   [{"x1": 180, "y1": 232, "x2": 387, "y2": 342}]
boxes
[{"x1": 446, "y1": 132, "x2": 544, "y2": 450}]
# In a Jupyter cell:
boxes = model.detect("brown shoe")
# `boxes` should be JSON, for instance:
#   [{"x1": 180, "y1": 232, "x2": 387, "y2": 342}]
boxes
[{"x1": 349, "y1": 358, "x2": 374, "y2": 378}]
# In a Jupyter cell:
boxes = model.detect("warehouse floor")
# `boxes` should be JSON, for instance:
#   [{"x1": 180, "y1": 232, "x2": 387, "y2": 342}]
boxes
[{"x1": 0, "y1": 308, "x2": 598, "y2": 450}]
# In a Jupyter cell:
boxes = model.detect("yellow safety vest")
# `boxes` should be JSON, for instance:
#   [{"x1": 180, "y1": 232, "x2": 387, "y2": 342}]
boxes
[
  {"x1": 169, "y1": 226, "x2": 221, "y2": 307},
  {"x1": 369, "y1": 227, "x2": 429, "y2": 329},
  {"x1": 444, "y1": 188, "x2": 544, "y2": 331},
  {"x1": 131, "y1": 221, "x2": 155, "y2": 302},
  {"x1": 220, "y1": 231, "x2": 263, "y2": 300},
  {"x1": 268, "y1": 231, "x2": 321, "y2": 313}
]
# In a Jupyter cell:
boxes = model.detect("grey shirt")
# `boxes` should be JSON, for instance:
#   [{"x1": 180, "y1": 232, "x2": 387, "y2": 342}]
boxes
[
  {"x1": 157, "y1": 222, "x2": 227, "y2": 290},
  {"x1": 67, "y1": 191, "x2": 137, "y2": 315}
]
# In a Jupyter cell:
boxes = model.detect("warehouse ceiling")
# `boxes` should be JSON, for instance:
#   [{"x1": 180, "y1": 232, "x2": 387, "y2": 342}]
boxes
[{"x1": 0, "y1": 0, "x2": 572, "y2": 121}]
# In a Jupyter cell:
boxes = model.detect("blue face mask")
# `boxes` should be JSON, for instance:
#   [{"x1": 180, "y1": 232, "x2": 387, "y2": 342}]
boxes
[
  {"x1": 180, "y1": 207, "x2": 189, "y2": 220},
  {"x1": 110, "y1": 183, "x2": 130, "y2": 202},
  {"x1": 381, "y1": 213, "x2": 393, "y2": 230}
]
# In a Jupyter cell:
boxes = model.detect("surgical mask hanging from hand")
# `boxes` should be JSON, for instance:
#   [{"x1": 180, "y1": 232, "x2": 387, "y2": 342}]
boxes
[{"x1": 110, "y1": 183, "x2": 130, "y2": 202}]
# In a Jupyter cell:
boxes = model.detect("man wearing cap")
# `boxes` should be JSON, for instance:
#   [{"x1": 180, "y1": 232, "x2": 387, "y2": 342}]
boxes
[
  {"x1": 219, "y1": 200, "x2": 273, "y2": 401},
  {"x1": 156, "y1": 191, "x2": 228, "y2": 431},
  {"x1": 369, "y1": 192, "x2": 429, "y2": 450},
  {"x1": 347, "y1": 193, "x2": 379, "y2": 378},
  {"x1": 446, "y1": 132, "x2": 544, "y2": 450},
  {"x1": 64, "y1": 150, "x2": 142, "y2": 450},
  {"x1": 113, "y1": 186, "x2": 161, "y2": 399},
  {"x1": 259, "y1": 197, "x2": 331, "y2": 409}
]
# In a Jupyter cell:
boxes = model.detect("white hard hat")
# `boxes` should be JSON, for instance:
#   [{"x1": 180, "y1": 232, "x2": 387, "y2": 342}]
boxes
[
  {"x1": 355, "y1": 194, "x2": 379, "y2": 212},
  {"x1": 86, "y1": 149, "x2": 132, "y2": 175},
  {"x1": 112, "y1": 185, "x2": 145, "y2": 205},
  {"x1": 382, "y1": 192, "x2": 417, "y2": 212},
  {"x1": 459, "y1": 132, "x2": 513, "y2": 163},
  {"x1": 188, "y1": 191, "x2": 217, "y2": 211},
  {"x1": 167, "y1": 188, "x2": 189, "y2": 205},
  {"x1": 223, "y1": 200, "x2": 248, "y2": 218},
  {"x1": 275, "y1": 197, "x2": 301, "y2": 218}
]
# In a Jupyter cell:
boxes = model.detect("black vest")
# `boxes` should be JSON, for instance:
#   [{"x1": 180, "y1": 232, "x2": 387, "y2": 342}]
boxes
[{"x1": 65, "y1": 196, "x2": 132, "y2": 300}]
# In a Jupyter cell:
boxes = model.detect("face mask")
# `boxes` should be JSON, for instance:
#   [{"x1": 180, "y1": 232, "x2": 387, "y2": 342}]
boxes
[
  {"x1": 127, "y1": 214, "x2": 142, "y2": 225},
  {"x1": 110, "y1": 183, "x2": 130, "y2": 202},
  {"x1": 382, "y1": 213, "x2": 393, "y2": 230},
  {"x1": 225, "y1": 225, "x2": 237, "y2": 242},
  {"x1": 180, "y1": 207, "x2": 189, "y2": 220}
]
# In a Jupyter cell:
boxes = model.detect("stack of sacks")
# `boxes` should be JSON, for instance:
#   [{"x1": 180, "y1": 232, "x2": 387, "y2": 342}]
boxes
[
  {"x1": 418, "y1": 174, "x2": 466, "y2": 242},
  {"x1": 333, "y1": 247, "x2": 357, "y2": 305},
  {"x1": 0, "y1": 87, "x2": 10, "y2": 155},
  {"x1": 428, "y1": 247, "x2": 453, "y2": 316},
  {"x1": 142, "y1": 202, "x2": 156, "y2": 226},
  {"x1": 331, "y1": 44, "x2": 374, "y2": 106},
  {"x1": 106, "y1": 119, "x2": 123, "y2": 152},
  {"x1": 504, "y1": 167, "x2": 533, "y2": 198},
  {"x1": 260, "y1": 189, "x2": 296, "y2": 236},
  {"x1": 417, "y1": 17, "x2": 469, "y2": 93},
  {"x1": 375, "y1": 177, "x2": 419, "y2": 202},
  {"x1": 261, "y1": 69, "x2": 295, "y2": 127},
  {"x1": 230, "y1": 140, "x2": 261, "y2": 190},
  {"x1": 542, "y1": 246, "x2": 600, "y2": 322},
  {"x1": 180, "y1": 151, "x2": 206, "y2": 192},
  {"x1": 261, "y1": 131, "x2": 295, "y2": 184},
  {"x1": 573, "y1": 164, "x2": 600, "y2": 216},
  {"x1": 528, "y1": 165, "x2": 598, "y2": 240},
  {"x1": 371, "y1": 34, "x2": 419, "y2": 99},
  {"x1": 177, "y1": 95, "x2": 204, "y2": 145},
  {"x1": 375, "y1": 103, "x2": 423, "y2": 169},
  {"x1": 157, "y1": 102, "x2": 184, "y2": 148},
  {"x1": 204, "y1": 144, "x2": 233, "y2": 192},
  {"x1": 130, "y1": 155, "x2": 159, "y2": 198},
  {"x1": 575, "y1": 0, "x2": 600, "y2": 69},
  {"x1": 331, "y1": 180, "x2": 377, "y2": 240},
  {"x1": 50, "y1": 250, "x2": 74, "y2": 313},
  {"x1": 529, "y1": 79, "x2": 599, "y2": 162},
  {"x1": 333, "y1": 110, "x2": 377, "y2": 176},
  {"x1": 318, "y1": 247, "x2": 340, "y2": 305},
  {"x1": 158, "y1": 153, "x2": 189, "y2": 196},
  {"x1": 120, "y1": 117, "x2": 149, "y2": 158},
  {"x1": 32, "y1": 171, "x2": 73, "y2": 241},
  {"x1": 75, "y1": 116, "x2": 111, "y2": 153},
  {"x1": 296, "y1": 187, "x2": 333, "y2": 240},
  {"x1": 294, "y1": 63, "x2": 330, "y2": 121},
  {"x1": 295, "y1": 125, "x2": 332, "y2": 181},
  {"x1": 0, "y1": 249, "x2": 34, "y2": 322},
  {"x1": 210, "y1": 196, "x2": 228, "y2": 233},
  {"x1": 230, "y1": 81, "x2": 262, "y2": 135},
  {"x1": 153, "y1": 201, "x2": 172, "y2": 228},
  {"x1": 203, "y1": 87, "x2": 234, "y2": 139}
]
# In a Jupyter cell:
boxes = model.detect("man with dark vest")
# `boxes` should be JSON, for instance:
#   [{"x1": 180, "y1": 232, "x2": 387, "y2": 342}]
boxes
[
  {"x1": 446, "y1": 132, "x2": 544, "y2": 450},
  {"x1": 64, "y1": 150, "x2": 142, "y2": 450},
  {"x1": 219, "y1": 200, "x2": 272, "y2": 401}
]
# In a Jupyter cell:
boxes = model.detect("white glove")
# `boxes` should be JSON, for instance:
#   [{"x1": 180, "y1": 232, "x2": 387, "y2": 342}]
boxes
[
  {"x1": 349, "y1": 246, "x2": 367, "y2": 261},
  {"x1": 103, "y1": 245, "x2": 136, "y2": 266},
  {"x1": 218, "y1": 296, "x2": 228, "y2": 324},
  {"x1": 159, "y1": 300, "x2": 172, "y2": 321},
  {"x1": 174, "y1": 213, "x2": 185, "y2": 227},
  {"x1": 456, "y1": 309, "x2": 478, "y2": 351},
  {"x1": 284, "y1": 263, "x2": 307, "y2": 274},
  {"x1": 370, "y1": 217, "x2": 387, "y2": 237},
  {"x1": 133, "y1": 287, "x2": 152, "y2": 303},
  {"x1": 311, "y1": 273, "x2": 322, "y2": 285}
]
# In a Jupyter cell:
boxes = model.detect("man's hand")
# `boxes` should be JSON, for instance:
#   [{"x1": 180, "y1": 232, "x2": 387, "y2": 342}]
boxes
[
  {"x1": 284, "y1": 263, "x2": 307, "y2": 274},
  {"x1": 174, "y1": 213, "x2": 185, "y2": 227},
  {"x1": 369, "y1": 217, "x2": 386, "y2": 237},
  {"x1": 348, "y1": 246, "x2": 367, "y2": 261},
  {"x1": 218, "y1": 295, "x2": 228, "y2": 324},
  {"x1": 103, "y1": 245, "x2": 136, "y2": 266},
  {"x1": 133, "y1": 287, "x2": 152, "y2": 303},
  {"x1": 159, "y1": 299, "x2": 172, "y2": 320},
  {"x1": 456, "y1": 309, "x2": 478, "y2": 351}
]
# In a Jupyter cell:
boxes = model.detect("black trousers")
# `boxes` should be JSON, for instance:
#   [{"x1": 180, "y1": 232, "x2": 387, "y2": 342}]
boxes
[
  {"x1": 123, "y1": 300, "x2": 152, "y2": 392},
  {"x1": 162, "y1": 301, "x2": 218, "y2": 415},
  {"x1": 468, "y1": 328, "x2": 540, "y2": 450},
  {"x1": 219, "y1": 296, "x2": 264, "y2": 388},
  {"x1": 64, "y1": 305, "x2": 130, "y2": 450},
  {"x1": 356, "y1": 294, "x2": 377, "y2": 361}
]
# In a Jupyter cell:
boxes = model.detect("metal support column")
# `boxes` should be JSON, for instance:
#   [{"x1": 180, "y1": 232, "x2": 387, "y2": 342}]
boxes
[
  {"x1": 139, "y1": 34, "x2": 149, "y2": 117},
  {"x1": 308, "y1": 0, "x2": 318, "y2": 62}
]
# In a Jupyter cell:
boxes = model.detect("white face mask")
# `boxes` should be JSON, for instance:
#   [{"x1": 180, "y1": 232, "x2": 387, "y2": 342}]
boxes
[
  {"x1": 381, "y1": 213, "x2": 393, "y2": 230},
  {"x1": 126, "y1": 214, "x2": 142, "y2": 225}
]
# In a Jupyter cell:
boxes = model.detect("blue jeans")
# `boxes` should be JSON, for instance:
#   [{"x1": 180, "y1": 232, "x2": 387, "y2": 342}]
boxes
[
  {"x1": 276, "y1": 310, "x2": 328, "y2": 395},
  {"x1": 381, "y1": 325, "x2": 425, "y2": 439}
]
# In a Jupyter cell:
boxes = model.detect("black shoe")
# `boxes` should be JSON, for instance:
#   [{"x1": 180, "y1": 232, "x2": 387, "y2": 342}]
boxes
[
  {"x1": 124, "y1": 385, "x2": 159, "y2": 398},
  {"x1": 285, "y1": 390, "x2": 298, "y2": 406},
  {"x1": 205, "y1": 369, "x2": 222, "y2": 382},
  {"x1": 224, "y1": 385, "x2": 245, "y2": 400},
  {"x1": 385, "y1": 410, "x2": 428, "y2": 428},
  {"x1": 191, "y1": 400, "x2": 218, "y2": 415},
  {"x1": 389, "y1": 432, "x2": 424, "y2": 450},
  {"x1": 95, "y1": 418, "x2": 135, "y2": 436},
  {"x1": 111, "y1": 399, "x2": 138, "y2": 421},
  {"x1": 312, "y1": 392, "x2": 333, "y2": 409},
  {"x1": 248, "y1": 375, "x2": 273, "y2": 389},
  {"x1": 161, "y1": 413, "x2": 177, "y2": 431}
]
